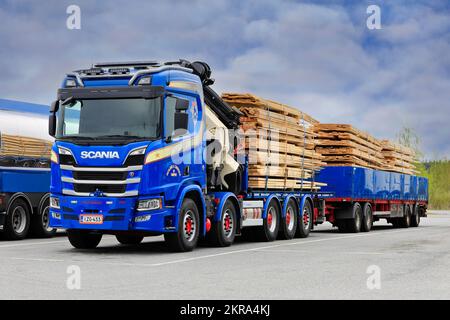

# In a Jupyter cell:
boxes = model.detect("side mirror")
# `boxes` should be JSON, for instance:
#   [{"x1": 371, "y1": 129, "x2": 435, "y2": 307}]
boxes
[
  {"x1": 50, "y1": 100, "x2": 60, "y2": 113},
  {"x1": 175, "y1": 99, "x2": 189, "y2": 111},
  {"x1": 49, "y1": 114, "x2": 57, "y2": 137}
]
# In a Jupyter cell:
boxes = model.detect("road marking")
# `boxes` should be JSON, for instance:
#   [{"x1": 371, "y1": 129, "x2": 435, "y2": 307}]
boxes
[
  {"x1": 0, "y1": 240, "x2": 69, "y2": 249},
  {"x1": 0, "y1": 228, "x2": 424, "y2": 268},
  {"x1": 149, "y1": 228, "x2": 423, "y2": 267}
]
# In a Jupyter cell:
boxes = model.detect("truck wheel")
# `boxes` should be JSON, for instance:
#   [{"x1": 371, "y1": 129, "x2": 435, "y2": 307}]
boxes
[
  {"x1": 31, "y1": 198, "x2": 57, "y2": 238},
  {"x1": 410, "y1": 206, "x2": 420, "y2": 227},
  {"x1": 207, "y1": 199, "x2": 236, "y2": 247},
  {"x1": 346, "y1": 202, "x2": 362, "y2": 233},
  {"x1": 258, "y1": 199, "x2": 280, "y2": 241},
  {"x1": 164, "y1": 198, "x2": 200, "y2": 252},
  {"x1": 279, "y1": 199, "x2": 298, "y2": 240},
  {"x1": 361, "y1": 203, "x2": 373, "y2": 232},
  {"x1": 4, "y1": 198, "x2": 31, "y2": 240},
  {"x1": 296, "y1": 201, "x2": 312, "y2": 238},
  {"x1": 116, "y1": 235, "x2": 144, "y2": 245},
  {"x1": 67, "y1": 229, "x2": 102, "y2": 249},
  {"x1": 336, "y1": 219, "x2": 349, "y2": 233},
  {"x1": 400, "y1": 206, "x2": 411, "y2": 228}
]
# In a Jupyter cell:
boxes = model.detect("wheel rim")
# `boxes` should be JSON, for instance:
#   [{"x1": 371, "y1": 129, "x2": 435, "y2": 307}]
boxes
[
  {"x1": 302, "y1": 207, "x2": 310, "y2": 230},
  {"x1": 41, "y1": 206, "x2": 52, "y2": 232},
  {"x1": 12, "y1": 206, "x2": 27, "y2": 234},
  {"x1": 267, "y1": 207, "x2": 277, "y2": 233},
  {"x1": 286, "y1": 206, "x2": 295, "y2": 231},
  {"x1": 222, "y1": 209, "x2": 234, "y2": 238},
  {"x1": 183, "y1": 210, "x2": 196, "y2": 242}
]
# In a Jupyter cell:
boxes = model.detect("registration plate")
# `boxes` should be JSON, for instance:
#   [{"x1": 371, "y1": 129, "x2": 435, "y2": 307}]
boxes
[{"x1": 79, "y1": 214, "x2": 103, "y2": 225}]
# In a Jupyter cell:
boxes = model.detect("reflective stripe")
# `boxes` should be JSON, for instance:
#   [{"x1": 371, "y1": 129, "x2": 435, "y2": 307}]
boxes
[
  {"x1": 61, "y1": 177, "x2": 140, "y2": 185},
  {"x1": 60, "y1": 165, "x2": 142, "y2": 172},
  {"x1": 62, "y1": 189, "x2": 138, "y2": 197}
]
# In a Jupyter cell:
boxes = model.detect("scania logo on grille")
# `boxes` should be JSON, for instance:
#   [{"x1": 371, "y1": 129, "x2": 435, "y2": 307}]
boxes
[{"x1": 80, "y1": 151, "x2": 120, "y2": 159}]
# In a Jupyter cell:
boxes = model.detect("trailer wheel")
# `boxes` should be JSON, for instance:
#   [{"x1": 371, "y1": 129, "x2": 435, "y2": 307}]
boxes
[
  {"x1": 279, "y1": 199, "x2": 298, "y2": 240},
  {"x1": 296, "y1": 200, "x2": 312, "y2": 238},
  {"x1": 410, "y1": 206, "x2": 420, "y2": 227},
  {"x1": 116, "y1": 235, "x2": 144, "y2": 245},
  {"x1": 67, "y1": 229, "x2": 102, "y2": 249},
  {"x1": 31, "y1": 198, "x2": 57, "y2": 238},
  {"x1": 399, "y1": 205, "x2": 411, "y2": 228},
  {"x1": 257, "y1": 199, "x2": 280, "y2": 242},
  {"x1": 4, "y1": 198, "x2": 31, "y2": 240},
  {"x1": 164, "y1": 198, "x2": 200, "y2": 252},
  {"x1": 346, "y1": 202, "x2": 362, "y2": 233},
  {"x1": 207, "y1": 199, "x2": 236, "y2": 247},
  {"x1": 361, "y1": 203, "x2": 373, "y2": 232}
]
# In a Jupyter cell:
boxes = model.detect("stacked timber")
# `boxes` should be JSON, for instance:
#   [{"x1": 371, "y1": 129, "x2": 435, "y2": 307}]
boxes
[
  {"x1": 0, "y1": 132, "x2": 52, "y2": 167},
  {"x1": 314, "y1": 124, "x2": 418, "y2": 174},
  {"x1": 314, "y1": 124, "x2": 384, "y2": 169},
  {"x1": 222, "y1": 93, "x2": 326, "y2": 190},
  {"x1": 380, "y1": 140, "x2": 417, "y2": 175}
]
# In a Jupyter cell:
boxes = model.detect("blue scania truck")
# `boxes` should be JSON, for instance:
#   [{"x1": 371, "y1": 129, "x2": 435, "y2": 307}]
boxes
[
  {"x1": 48, "y1": 60, "x2": 428, "y2": 251},
  {"x1": 0, "y1": 99, "x2": 56, "y2": 240}
]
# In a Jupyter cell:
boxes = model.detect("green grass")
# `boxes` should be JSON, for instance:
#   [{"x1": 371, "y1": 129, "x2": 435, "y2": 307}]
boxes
[{"x1": 417, "y1": 161, "x2": 450, "y2": 210}]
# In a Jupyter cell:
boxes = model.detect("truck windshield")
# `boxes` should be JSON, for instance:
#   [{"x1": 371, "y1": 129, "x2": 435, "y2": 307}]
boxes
[{"x1": 56, "y1": 98, "x2": 161, "y2": 140}]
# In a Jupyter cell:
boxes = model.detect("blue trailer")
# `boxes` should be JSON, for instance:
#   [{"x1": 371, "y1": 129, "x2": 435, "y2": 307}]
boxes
[
  {"x1": 0, "y1": 99, "x2": 55, "y2": 239},
  {"x1": 316, "y1": 166, "x2": 428, "y2": 232}
]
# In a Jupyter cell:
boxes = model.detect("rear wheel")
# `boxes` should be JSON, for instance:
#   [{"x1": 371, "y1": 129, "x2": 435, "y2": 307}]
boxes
[
  {"x1": 4, "y1": 198, "x2": 31, "y2": 240},
  {"x1": 279, "y1": 199, "x2": 298, "y2": 240},
  {"x1": 346, "y1": 202, "x2": 363, "y2": 233},
  {"x1": 207, "y1": 200, "x2": 236, "y2": 247},
  {"x1": 164, "y1": 198, "x2": 200, "y2": 252},
  {"x1": 410, "y1": 206, "x2": 420, "y2": 227},
  {"x1": 67, "y1": 229, "x2": 102, "y2": 249},
  {"x1": 296, "y1": 201, "x2": 313, "y2": 238},
  {"x1": 116, "y1": 234, "x2": 144, "y2": 245},
  {"x1": 361, "y1": 203, "x2": 373, "y2": 232},
  {"x1": 31, "y1": 198, "x2": 57, "y2": 238},
  {"x1": 257, "y1": 199, "x2": 280, "y2": 242},
  {"x1": 399, "y1": 206, "x2": 411, "y2": 228}
]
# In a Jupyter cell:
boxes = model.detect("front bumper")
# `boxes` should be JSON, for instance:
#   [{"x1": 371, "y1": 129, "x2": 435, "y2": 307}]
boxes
[{"x1": 49, "y1": 195, "x2": 176, "y2": 233}]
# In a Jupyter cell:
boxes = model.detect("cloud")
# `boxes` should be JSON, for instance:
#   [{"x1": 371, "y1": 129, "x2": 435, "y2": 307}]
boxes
[{"x1": 0, "y1": 0, "x2": 449, "y2": 159}]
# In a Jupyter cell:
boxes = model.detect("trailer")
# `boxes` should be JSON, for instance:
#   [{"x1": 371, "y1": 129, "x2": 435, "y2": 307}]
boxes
[
  {"x1": 316, "y1": 166, "x2": 428, "y2": 232},
  {"x1": 0, "y1": 99, "x2": 55, "y2": 239}
]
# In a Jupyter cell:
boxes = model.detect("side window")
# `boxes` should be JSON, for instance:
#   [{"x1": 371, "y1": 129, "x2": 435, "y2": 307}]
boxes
[
  {"x1": 63, "y1": 101, "x2": 81, "y2": 135},
  {"x1": 165, "y1": 96, "x2": 190, "y2": 139}
]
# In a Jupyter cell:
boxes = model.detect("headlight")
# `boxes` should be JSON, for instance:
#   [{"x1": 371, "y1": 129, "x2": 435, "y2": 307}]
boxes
[
  {"x1": 50, "y1": 150, "x2": 59, "y2": 164},
  {"x1": 137, "y1": 198, "x2": 161, "y2": 211},
  {"x1": 58, "y1": 147, "x2": 73, "y2": 155},
  {"x1": 129, "y1": 147, "x2": 146, "y2": 156},
  {"x1": 50, "y1": 197, "x2": 60, "y2": 209}
]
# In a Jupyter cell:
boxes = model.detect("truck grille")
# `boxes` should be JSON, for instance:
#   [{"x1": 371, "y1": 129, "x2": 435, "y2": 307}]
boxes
[
  {"x1": 73, "y1": 171, "x2": 127, "y2": 181},
  {"x1": 73, "y1": 184, "x2": 126, "y2": 194}
]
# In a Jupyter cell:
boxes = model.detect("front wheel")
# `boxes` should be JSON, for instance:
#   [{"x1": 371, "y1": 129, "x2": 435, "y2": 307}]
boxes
[
  {"x1": 206, "y1": 200, "x2": 236, "y2": 247},
  {"x1": 67, "y1": 229, "x2": 102, "y2": 249},
  {"x1": 164, "y1": 198, "x2": 200, "y2": 252}
]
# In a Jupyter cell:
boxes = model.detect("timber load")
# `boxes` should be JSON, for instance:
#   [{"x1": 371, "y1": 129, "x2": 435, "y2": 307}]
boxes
[{"x1": 222, "y1": 93, "x2": 326, "y2": 190}]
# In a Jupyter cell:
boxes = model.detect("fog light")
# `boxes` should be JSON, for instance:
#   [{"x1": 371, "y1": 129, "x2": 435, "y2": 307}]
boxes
[
  {"x1": 137, "y1": 198, "x2": 161, "y2": 211},
  {"x1": 51, "y1": 212, "x2": 61, "y2": 219},
  {"x1": 50, "y1": 197, "x2": 60, "y2": 209}
]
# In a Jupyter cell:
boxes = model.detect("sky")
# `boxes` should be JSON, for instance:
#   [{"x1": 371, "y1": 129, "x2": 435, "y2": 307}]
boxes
[{"x1": 0, "y1": 0, "x2": 449, "y2": 159}]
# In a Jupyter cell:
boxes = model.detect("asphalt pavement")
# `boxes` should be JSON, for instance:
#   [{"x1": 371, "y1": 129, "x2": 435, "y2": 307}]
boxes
[{"x1": 0, "y1": 212, "x2": 449, "y2": 300}]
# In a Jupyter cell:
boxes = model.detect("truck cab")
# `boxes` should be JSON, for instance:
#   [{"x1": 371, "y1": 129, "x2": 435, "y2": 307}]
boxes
[{"x1": 49, "y1": 61, "x2": 213, "y2": 251}]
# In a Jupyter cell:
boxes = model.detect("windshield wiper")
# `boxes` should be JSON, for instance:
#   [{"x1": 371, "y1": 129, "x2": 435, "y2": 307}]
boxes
[
  {"x1": 95, "y1": 135, "x2": 152, "y2": 140},
  {"x1": 60, "y1": 136, "x2": 95, "y2": 140}
]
